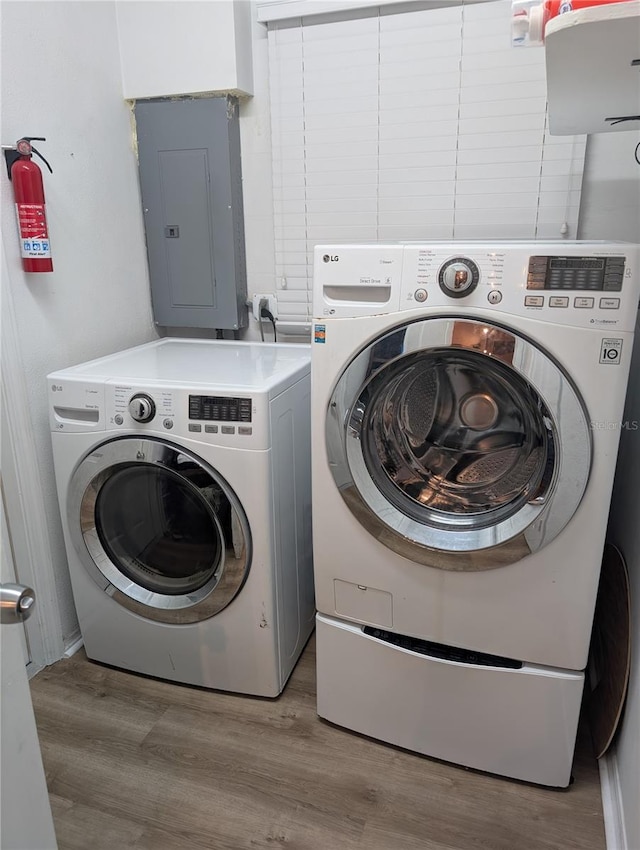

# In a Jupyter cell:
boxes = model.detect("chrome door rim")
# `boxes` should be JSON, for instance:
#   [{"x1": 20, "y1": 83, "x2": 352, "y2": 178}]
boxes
[
  {"x1": 68, "y1": 437, "x2": 251, "y2": 622},
  {"x1": 326, "y1": 316, "x2": 591, "y2": 571}
]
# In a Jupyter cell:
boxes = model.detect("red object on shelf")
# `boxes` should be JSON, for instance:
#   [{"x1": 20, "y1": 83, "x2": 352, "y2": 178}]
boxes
[{"x1": 512, "y1": 0, "x2": 635, "y2": 46}]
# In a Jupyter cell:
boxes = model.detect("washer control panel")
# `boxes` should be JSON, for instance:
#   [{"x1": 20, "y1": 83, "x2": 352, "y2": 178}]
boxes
[
  {"x1": 399, "y1": 241, "x2": 638, "y2": 332},
  {"x1": 313, "y1": 242, "x2": 638, "y2": 331}
]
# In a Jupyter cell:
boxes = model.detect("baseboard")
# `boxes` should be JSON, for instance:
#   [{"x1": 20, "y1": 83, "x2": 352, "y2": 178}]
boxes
[
  {"x1": 599, "y1": 751, "x2": 628, "y2": 850},
  {"x1": 63, "y1": 633, "x2": 84, "y2": 658}
]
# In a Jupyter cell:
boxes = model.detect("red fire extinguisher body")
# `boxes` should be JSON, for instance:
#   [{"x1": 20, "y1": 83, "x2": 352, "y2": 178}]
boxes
[{"x1": 12, "y1": 155, "x2": 53, "y2": 273}]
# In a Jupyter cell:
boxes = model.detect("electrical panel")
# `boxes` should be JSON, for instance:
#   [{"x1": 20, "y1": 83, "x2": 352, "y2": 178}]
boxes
[{"x1": 135, "y1": 96, "x2": 247, "y2": 330}]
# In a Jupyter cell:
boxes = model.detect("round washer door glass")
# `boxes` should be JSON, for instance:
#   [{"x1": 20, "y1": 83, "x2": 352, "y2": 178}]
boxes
[
  {"x1": 327, "y1": 317, "x2": 591, "y2": 571},
  {"x1": 68, "y1": 438, "x2": 251, "y2": 623}
]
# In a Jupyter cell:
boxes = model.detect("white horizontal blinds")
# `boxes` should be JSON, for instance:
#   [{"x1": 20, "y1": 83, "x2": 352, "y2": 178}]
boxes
[
  {"x1": 457, "y1": 1, "x2": 547, "y2": 238},
  {"x1": 269, "y1": 14, "x2": 380, "y2": 322},
  {"x1": 378, "y1": 4, "x2": 462, "y2": 241},
  {"x1": 456, "y1": 0, "x2": 585, "y2": 239},
  {"x1": 267, "y1": 2, "x2": 586, "y2": 318},
  {"x1": 269, "y1": 21, "x2": 308, "y2": 321},
  {"x1": 302, "y1": 15, "x2": 380, "y2": 246}
]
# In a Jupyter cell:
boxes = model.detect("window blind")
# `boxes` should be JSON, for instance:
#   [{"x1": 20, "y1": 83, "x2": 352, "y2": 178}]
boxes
[{"x1": 267, "y1": 0, "x2": 586, "y2": 322}]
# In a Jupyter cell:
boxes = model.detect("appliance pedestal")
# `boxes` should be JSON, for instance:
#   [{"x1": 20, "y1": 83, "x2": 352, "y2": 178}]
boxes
[{"x1": 316, "y1": 614, "x2": 584, "y2": 787}]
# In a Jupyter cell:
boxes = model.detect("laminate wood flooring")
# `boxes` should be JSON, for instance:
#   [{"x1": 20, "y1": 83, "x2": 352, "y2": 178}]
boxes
[{"x1": 30, "y1": 635, "x2": 606, "y2": 850}]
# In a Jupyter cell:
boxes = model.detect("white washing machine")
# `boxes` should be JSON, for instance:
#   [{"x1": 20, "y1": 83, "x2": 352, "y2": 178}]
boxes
[
  {"x1": 48, "y1": 338, "x2": 314, "y2": 697},
  {"x1": 311, "y1": 241, "x2": 639, "y2": 786}
]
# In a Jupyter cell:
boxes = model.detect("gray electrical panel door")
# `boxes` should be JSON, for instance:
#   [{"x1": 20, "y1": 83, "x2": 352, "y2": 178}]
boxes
[{"x1": 135, "y1": 96, "x2": 247, "y2": 330}]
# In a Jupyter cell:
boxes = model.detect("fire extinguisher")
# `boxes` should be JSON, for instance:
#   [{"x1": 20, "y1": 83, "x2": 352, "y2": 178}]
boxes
[{"x1": 4, "y1": 137, "x2": 53, "y2": 273}]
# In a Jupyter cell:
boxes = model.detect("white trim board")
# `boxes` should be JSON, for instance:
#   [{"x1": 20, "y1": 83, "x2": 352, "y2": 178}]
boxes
[
  {"x1": 63, "y1": 634, "x2": 84, "y2": 659},
  {"x1": 599, "y1": 752, "x2": 628, "y2": 850}
]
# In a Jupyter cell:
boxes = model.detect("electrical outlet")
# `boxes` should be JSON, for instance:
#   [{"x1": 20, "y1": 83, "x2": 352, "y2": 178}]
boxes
[{"x1": 252, "y1": 293, "x2": 278, "y2": 321}]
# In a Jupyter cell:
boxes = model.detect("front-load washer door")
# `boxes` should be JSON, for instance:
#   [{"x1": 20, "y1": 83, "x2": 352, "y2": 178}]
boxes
[
  {"x1": 68, "y1": 437, "x2": 251, "y2": 623},
  {"x1": 327, "y1": 317, "x2": 591, "y2": 571}
]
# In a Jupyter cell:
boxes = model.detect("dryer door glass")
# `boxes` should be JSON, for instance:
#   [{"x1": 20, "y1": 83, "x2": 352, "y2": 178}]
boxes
[
  {"x1": 68, "y1": 437, "x2": 251, "y2": 623},
  {"x1": 326, "y1": 317, "x2": 591, "y2": 571},
  {"x1": 95, "y1": 465, "x2": 221, "y2": 595}
]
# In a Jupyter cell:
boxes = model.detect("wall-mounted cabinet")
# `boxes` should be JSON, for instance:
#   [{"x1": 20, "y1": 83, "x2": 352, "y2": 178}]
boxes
[
  {"x1": 116, "y1": 0, "x2": 253, "y2": 98},
  {"x1": 545, "y1": 1, "x2": 640, "y2": 135}
]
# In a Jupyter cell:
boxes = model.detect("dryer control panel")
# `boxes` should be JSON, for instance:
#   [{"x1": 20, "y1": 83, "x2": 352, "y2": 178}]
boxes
[{"x1": 103, "y1": 385, "x2": 269, "y2": 449}]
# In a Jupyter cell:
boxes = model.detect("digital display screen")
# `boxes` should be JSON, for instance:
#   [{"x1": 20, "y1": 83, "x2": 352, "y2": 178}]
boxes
[
  {"x1": 549, "y1": 258, "x2": 605, "y2": 271},
  {"x1": 189, "y1": 395, "x2": 252, "y2": 422},
  {"x1": 527, "y1": 255, "x2": 625, "y2": 291}
]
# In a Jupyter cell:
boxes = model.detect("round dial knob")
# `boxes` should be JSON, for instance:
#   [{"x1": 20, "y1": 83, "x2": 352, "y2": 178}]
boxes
[
  {"x1": 438, "y1": 257, "x2": 480, "y2": 298},
  {"x1": 128, "y1": 393, "x2": 156, "y2": 423}
]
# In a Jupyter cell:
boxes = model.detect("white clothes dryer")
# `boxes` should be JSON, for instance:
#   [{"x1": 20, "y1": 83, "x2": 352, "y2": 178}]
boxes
[
  {"x1": 311, "y1": 241, "x2": 639, "y2": 785},
  {"x1": 49, "y1": 339, "x2": 314, "y2": 697}
]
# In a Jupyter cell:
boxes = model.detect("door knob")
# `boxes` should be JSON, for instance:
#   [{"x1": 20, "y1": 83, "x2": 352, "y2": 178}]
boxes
[{"x1": 1, "y1": 582, "x2": 36, "y2": 625}]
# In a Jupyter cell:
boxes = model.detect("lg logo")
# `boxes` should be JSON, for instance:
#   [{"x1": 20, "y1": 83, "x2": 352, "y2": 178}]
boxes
[{"x1": 323, "y1": 254, "x2": 339, "y2": 263}]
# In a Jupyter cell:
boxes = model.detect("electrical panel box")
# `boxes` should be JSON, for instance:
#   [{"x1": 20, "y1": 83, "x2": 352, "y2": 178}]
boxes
[{"x1": 135, "y1": 96, "x2": 247, "y2": 330}]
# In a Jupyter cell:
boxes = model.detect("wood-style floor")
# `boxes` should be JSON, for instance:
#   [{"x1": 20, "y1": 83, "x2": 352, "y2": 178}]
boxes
[{"x1": 30, "y1": 635, "x2": 606, "y2": 850}]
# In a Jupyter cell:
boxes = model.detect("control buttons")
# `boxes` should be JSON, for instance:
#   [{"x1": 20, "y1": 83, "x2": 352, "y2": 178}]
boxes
[
  {"x1": 525, "y1": 296, "x2": 544, "y2": 307},
  {"x1": 574, "y1": 297, "x2": 594, "y2": 308},
  {"x1": 438, "y1": 257, "x2": 480, "y2": 298},
  {"x1": 414, "y1": 288, "x2": 428, "y2": 303},
  {"x1": 221, "y1": 426, "x2": 235, "y2": 435},
  {"x1": 238, "y1": 426, "x2": 253, "y2": 436},
  {"x1": 600, "y1": 297, "x2": 621, "y2": 309},
  {"x1": 205, "y1": 424, "x2": 218, "y2": 434},
  {"x1": 114, "y1": 414, "x2": 123, "y2": 425},
  {"x1": 603, "y1": 257, "x2": 625, "y2": 291},
  {"x1": 128, "y1": 393, "x2": 156, "y2": 423},
  {"x1": 487, "y1": 290, "x2": 502, "y2": 305},
  {"x1": 549, "y1": 296, "x2": 569, "y2": 308},
  {"x1": 163, "y1": 418, "x2": 174, "y2": 430},
  {"x1": 188, "y1": 424, "x2": 202, "y2": 433}
]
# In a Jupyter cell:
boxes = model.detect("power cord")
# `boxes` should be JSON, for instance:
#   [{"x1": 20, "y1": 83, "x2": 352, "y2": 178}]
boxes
[{"x1": 260, "y1": 306, "x2": 277, "y2": 342}]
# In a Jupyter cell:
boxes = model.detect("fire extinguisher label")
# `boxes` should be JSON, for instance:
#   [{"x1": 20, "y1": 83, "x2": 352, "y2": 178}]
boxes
[{"x1": 15, "y1": 203, "x2": 51, "y2": 258}]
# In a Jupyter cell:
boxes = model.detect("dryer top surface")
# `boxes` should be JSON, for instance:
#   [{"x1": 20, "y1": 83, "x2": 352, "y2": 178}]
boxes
[{"x1": 48, "y1": 339, "x2": 310, "y2": 392}]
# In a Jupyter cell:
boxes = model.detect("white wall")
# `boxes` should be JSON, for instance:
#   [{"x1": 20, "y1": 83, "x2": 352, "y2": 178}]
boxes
[
  {"x1": 579, "y1": 133, "x2": 640, "y2": 244},
  {"x1": 580, "y1": 130, "x2": 640, "y2": 850},
  {"x1": 0, "y1": 1, "x2": 157, "y2": 643}
]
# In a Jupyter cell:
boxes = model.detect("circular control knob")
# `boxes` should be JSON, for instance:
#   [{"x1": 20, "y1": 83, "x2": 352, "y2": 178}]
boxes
[
  {"x1": 128, "y1": 393, "x2": 156, "y2": 423},
  {"x1": 438, "y1": 257, "x2": 480, "y2": 298}
]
